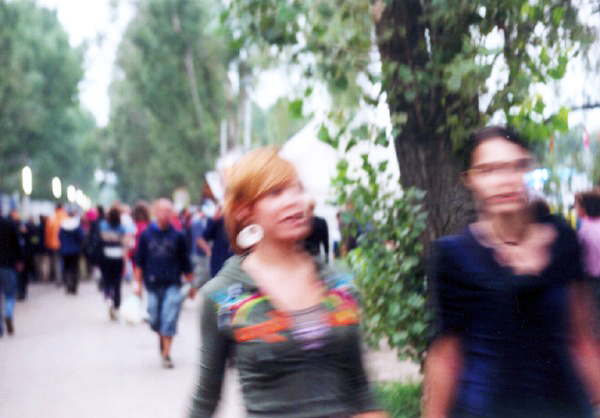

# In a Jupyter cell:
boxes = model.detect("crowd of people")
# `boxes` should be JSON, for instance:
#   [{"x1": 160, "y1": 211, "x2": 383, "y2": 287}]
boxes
[
  {"x1": 2, "y1": 125, "x2": 600, "y2": 417},
  {"x1": 0, "y1": 199, "x2": 239, "y2": 342}
]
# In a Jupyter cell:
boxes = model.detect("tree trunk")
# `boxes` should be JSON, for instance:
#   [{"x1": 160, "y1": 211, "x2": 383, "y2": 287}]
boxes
[
  {"x1": 375, "y1": 0, "x2": 477, "y2": 241},
  {"x1": 171, "y1": 13, "x2": 203, "y2": 130}
]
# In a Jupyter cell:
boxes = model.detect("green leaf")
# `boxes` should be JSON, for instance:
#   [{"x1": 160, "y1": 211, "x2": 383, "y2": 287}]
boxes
[
  {"x1": 288, "y1": 99, "x2": 303, "y2": 118},
  {"x1": 317, "y1": 124, "x2": 338, "y2": 148},
  {"x1": 551, "y1": 107, "x2": 569, "y2": 132}
]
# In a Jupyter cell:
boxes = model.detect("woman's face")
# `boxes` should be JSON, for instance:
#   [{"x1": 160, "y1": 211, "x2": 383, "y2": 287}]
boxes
[
  {"x1": 250, "y1": 178, "x2": 311, "y2": 245},
  {"x1": 466, "y1": 137, "x2": 532, "y2": 216}
]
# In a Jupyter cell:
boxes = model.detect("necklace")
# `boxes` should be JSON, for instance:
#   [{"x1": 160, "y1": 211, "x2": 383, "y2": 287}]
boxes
[{"x1": 489, "y1": 221, "x2": 527, "y2": 247}]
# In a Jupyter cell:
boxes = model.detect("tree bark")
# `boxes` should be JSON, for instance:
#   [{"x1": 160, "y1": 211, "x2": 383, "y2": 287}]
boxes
[
  {"x1": 375, "y1": 0, "x2": 476, "y2": 241},
  {"x1": 171, "y1": 12, "x2": 204, "y2": 130}
]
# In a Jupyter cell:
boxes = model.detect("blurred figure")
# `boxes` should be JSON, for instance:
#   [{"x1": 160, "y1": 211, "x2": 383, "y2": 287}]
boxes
[
  {"x1": 0, "y1": 213, "x2": 23, "y2": 336},
  {"x1": 530, "y1": 197, "x2": 551, "y2": 220},
  {"x1": 99, "y1": 204, "x2": 127, "y2": 320},
  {"x1": 135, "y1": 198, "x2": 194, "y2": 368},
  {"x1": 120, "y1": 204, "x2": 137, "y2": 282},
  {"x1": 9, "y1": 209, "x2": 28, "y2": 300},
  {"x1": 86, "y1": 205, "x2": 105, "y2": 286},
  {"x1": 303, "y1": 212, "x2": 330, "y2": 262},
  {"x1": 130, "y1": 200, "x2": 151, "y2": 292},
  {"x1": 46, "y1": 203, "x2": 67, "y2": 286},
  {"x1": 37, "y1": 215, "x2": 49, "y2": 282},
  {"x1": 189, "y1": 207, "x2": 210, "y2": 288},
  {"x1": 59, "y1": 209, "x2": 84, "y2": 295},
  {"x1": 424, "y1": 126, "x2": 600, "y2": 417},
  {"x1": 189, "y1": 148, "x2": 383, "y2": 417},
  {"x1": 198, "y1": 205, "x2": 234, "y2": 278},
  {"x1": 578, "y1": 191, "x2": 600, "y2": 306}
]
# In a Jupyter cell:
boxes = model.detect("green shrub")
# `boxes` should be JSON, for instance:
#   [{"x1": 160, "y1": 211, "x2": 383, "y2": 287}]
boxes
[
  {"x1": 332, "y1": 155, "x2": 431, "y2": 363},
  {"x1": 374, "y1": 382, "x2": 422, "y2": 418}
]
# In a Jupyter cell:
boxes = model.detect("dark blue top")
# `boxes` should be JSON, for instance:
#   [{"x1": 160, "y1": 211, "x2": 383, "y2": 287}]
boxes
[
  {"x1": 203, "y1": 218, "x2": 234, "y2": 277},
  {"x1": 431, "y1": 215, "x2": 592, "y2": 418},
  {"x1": 58, "y1": 220, "x2": 84, "y2": 256},
  {"x1": 0, "y1": 217, "x2": 23, "y2": 268},
  {"x1": 136, "y1": 223, "x2": 192, "y2": 289}
]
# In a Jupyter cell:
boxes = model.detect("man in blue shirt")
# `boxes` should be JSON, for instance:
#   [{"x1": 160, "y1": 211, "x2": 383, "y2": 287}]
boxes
[{"x1": 135, "y1": 199, "x2": 194, "y2": 368}]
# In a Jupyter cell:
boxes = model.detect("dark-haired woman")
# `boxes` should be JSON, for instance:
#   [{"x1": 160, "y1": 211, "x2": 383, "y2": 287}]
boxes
[
  {"x1": 99, "y1": 204, "x2": 127, "y2": 321},
  {"x1": 424, "y1": 127, "x2": 600, "y2": 417}
]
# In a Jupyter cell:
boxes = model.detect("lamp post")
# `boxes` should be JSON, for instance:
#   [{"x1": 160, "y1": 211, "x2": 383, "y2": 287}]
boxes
[
  {"x1": 22, "y1": 166, "x2": 32, "y2": 217},
  {"x1": 22, "y1": 166, "x2": 32, "y2": 196},
  {"x1": 52, "y1": 177, "x2": 62, "y2": 199},
  {"x1": 67, "y1": 185, "x2": 76, "y2": 203}
]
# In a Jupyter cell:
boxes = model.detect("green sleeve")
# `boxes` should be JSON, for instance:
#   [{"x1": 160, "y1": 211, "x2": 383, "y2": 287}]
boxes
[{"x1": 189, "y1": 294, "x2": 231, "y2": 417}]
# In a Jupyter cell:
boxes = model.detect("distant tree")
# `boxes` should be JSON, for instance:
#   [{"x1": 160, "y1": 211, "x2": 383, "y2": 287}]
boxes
[
  {"x1": 106, "y1": 0, "x2": 228, "y2": 201},
  {"x1": 0, "y1": 0, "x2": 94, "y2": 198}
]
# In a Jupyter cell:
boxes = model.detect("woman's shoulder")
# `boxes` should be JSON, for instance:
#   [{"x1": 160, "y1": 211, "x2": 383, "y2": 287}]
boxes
[
  {"x1": 433, "y1": 228, "x2": 475, "y2": 259},
  {"x1": 316, "y1": 261, "x2": 361, "y2": 299},
  {"x1": 538, "y1": 213, "x2": 577, "y2": 245},
  {"x1": 201, "y1": 255, "x2": 252, "y2": 301}
]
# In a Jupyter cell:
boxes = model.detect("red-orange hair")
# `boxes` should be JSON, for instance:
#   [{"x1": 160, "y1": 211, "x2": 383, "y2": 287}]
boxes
[{"x1": 223, "y1": 147, "x2": 298, "y2": 253}]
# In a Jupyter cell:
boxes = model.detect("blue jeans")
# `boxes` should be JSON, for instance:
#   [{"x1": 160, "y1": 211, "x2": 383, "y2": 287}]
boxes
[
  {"x1": 147, "y1": 285, "x2": 182, "y2": 337},
  {"x1": 0, "y1": 267, "x2": 17, "y2": 334}
]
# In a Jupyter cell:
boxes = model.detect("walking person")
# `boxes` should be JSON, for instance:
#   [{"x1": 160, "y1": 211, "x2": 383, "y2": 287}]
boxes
[
  {"x1": 304, "y1": 206, "x2": 330, "y2": 262},
  {"x1": 8, "y1": 209, "x2": 28, "y2": 300},
  {"x1": 99, "y1": 204, "x2": 127, "y2": 320},
  {"x1": 59, "y1": 210, "x2": 84, "y2": 295},
  {"x1": 0, "y1": 214, "x2": 23, "y2": 336},
  {"x1": 130, "y1": 201, "x2": 150, "y2": 294},
  {"x1": 189, "y1": 148, "x2": 384, "y2": 417},
  {"x1": 424, "y1": 126, "x2": 600, "y2": 418},
  {"x1": 189, "y1": 208, "x2": 210, "y2": 288},
  {"x1": 46, "y1": 203, "x2": 67, "y2": 286},
  {"x1": 198, "y1": 205, "x2": 234, "y2": 279},
  {"x1": 135, "y1": 198, "x2": 194, "y2": 368}
]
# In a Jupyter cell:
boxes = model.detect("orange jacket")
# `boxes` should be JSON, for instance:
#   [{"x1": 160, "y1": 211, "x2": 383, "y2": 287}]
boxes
[{"x1": 46, "y1": 208, "x2": 67, "y2": 250}]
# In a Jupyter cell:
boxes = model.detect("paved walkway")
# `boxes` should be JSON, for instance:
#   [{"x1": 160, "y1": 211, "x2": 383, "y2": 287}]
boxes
[{"x1": 0, "y1": 280, "x2": 419, "y2": 418}]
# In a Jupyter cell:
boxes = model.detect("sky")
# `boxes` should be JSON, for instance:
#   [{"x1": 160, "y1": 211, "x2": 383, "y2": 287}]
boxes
[
  {"x1": 34, "y1": 0, "x2": 600, "y2": 132},
  {"x1": 35, "y1": 0, "x2": 135, "y2": 127}
]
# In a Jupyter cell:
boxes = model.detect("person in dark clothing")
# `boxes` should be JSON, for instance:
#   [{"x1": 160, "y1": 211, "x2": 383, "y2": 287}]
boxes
[
  {"x1": 23, "y1": 217, "x2": 38, "y2": 285},
  {"x1": 37, "y1": 215, "x2": 48, "y2": 281},
  {"x1": 304, "y1": 215, "x2": 329, "y2": 261},
  {"x1": 99, "y1": 204, "x2": 126, "y2": 320},
  {"x1": 0, "y1": 215, "x2": 23, "y2": 336},
  {"x1": 199, "y1": 207, "x2": 234, "y2": 278},
  {"x1": 135, "y1": 198, "x2": 194, "y2": 368},
  {"x1": 9, "y1": 209, "x2": 28, "y2": 300},
  {"x1": 87, "y1": 205, "x2": 105, "y2": 289},
  {"x1": 424, "y1": 126, "x2": 600, "y2": 418},
  {"x1": 59, "y1": 211, "x2": 84, "y2": 295}
]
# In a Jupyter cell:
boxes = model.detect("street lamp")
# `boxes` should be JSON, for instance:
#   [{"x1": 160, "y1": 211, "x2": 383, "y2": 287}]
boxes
[
  {"x1": 52, "y1": 177, "x2": 62, "y2": 199},
  {"x1": 22, "y1": 166, "x2": 32, "y2": 196},
  {"x1": 67, "y1": 185, "x2": 76, "y2": 203}
]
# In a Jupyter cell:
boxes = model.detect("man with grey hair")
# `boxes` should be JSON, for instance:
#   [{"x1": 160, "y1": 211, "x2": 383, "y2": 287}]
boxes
[{"x1": 135, "y1": 198, "x2": 194, "y2": 368}]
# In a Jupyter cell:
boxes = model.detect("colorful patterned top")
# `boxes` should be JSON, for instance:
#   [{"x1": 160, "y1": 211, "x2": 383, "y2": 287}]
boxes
[{"x1": 189, "y1": 255, "x2": 378, "y2": 418}]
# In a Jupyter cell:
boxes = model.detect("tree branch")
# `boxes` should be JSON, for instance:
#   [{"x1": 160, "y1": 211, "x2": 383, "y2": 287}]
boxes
[{"x1": 570, "y1": 102, "x2": 600, "y2": 112}]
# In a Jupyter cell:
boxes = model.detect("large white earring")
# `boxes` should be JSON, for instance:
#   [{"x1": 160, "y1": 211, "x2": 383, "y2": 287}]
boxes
[{"x1": 236, "y1": 224, "x2": 264, "y2": 249}]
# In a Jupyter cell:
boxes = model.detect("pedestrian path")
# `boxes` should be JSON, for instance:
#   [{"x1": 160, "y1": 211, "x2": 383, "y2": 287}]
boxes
[{"x1": 0, "y1": 280, "x2": 419, "y2": 418}]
